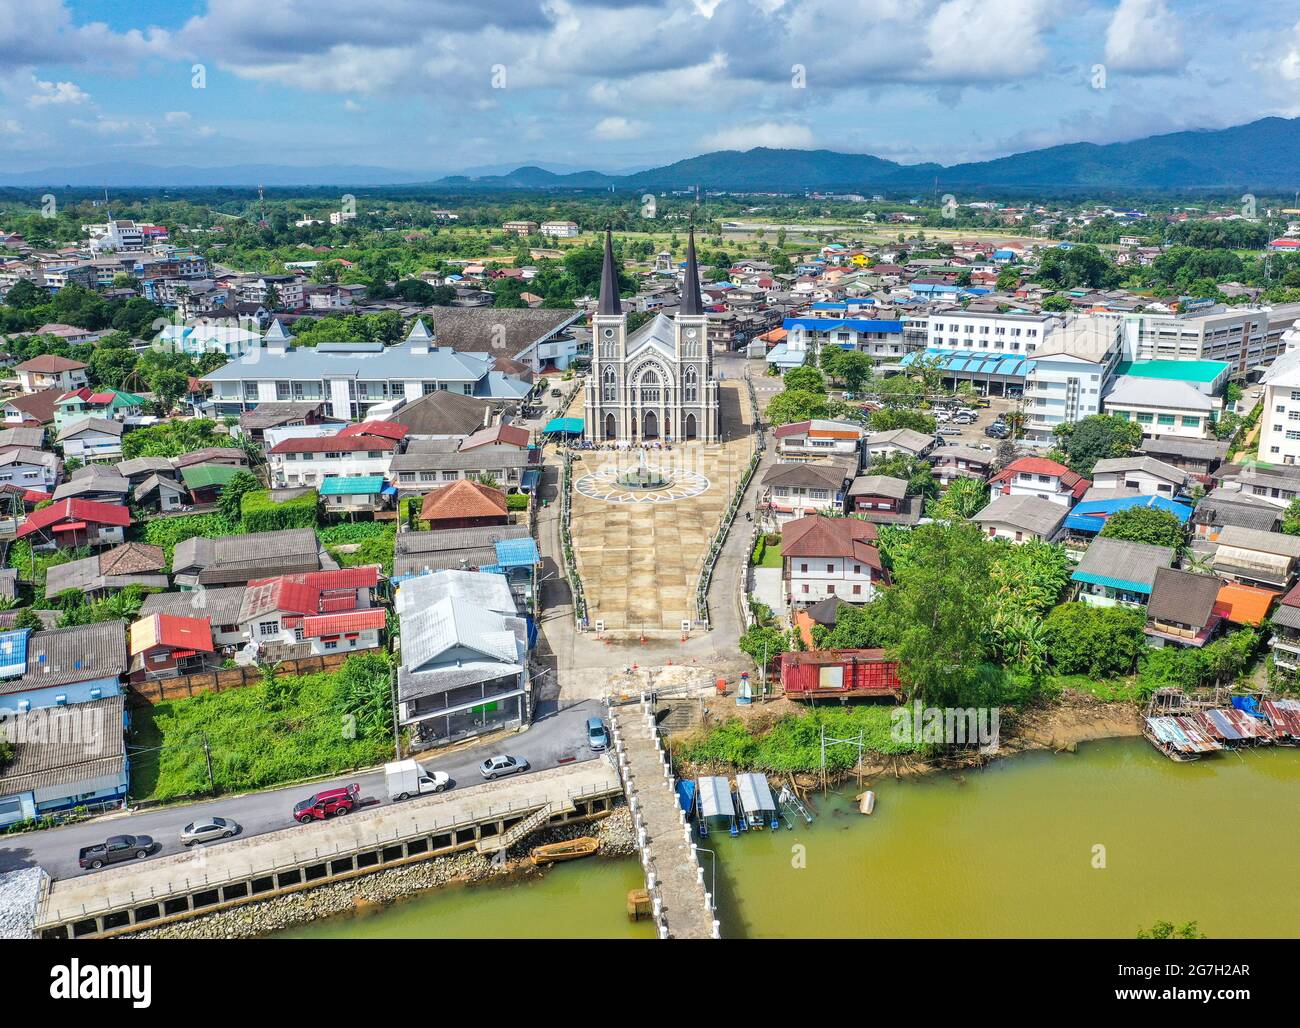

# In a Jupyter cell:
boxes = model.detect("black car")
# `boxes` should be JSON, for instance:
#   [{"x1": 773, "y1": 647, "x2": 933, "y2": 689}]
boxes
[{"x1": 78, "y1": 835, "x2": 156, "y2": 870}]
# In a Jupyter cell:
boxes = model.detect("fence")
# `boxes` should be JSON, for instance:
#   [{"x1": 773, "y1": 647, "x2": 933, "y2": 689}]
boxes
[
  {"x1": 127, "y1": 651, "x2": 352, "y2": 703},
  {"x1": 558, "y1": 452, "x2": 589, "y2": 630}
]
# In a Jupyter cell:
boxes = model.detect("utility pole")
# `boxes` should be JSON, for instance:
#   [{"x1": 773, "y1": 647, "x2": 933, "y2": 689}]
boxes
[
  {"x1": 389, "y1": 666, "x2": 401, "y2": 760},
  {"x1": 200, "y1": 732, "x2": 215, "y2": 794}
]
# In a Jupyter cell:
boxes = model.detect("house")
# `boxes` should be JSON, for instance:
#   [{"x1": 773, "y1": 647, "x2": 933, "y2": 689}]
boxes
[
  {"x1": 420, "y1": 479, "x2": 509, "y2": 530},
  {"x1": 1213, "y1": 461, "x2": 1300, "y2": 509},
  {"x1": 267, "y1": 421, "x2": 406, "y2": 488},
  {"x1": 319, "y1": 475, "x2": 390, "y2": 514},
  {"x1": 133, "y1": 472, "x2": 187, "y2": 513},
  {"x1": 53, "y1": 388, "x2": 145, "y2": 432},
  {"x1": 129, "y1": 614, "x2": 218, "y2": 682},
  {"x1": 1063, "y1": 491, "x2": 1193, "y2": 539},
  {"x1": 0, "y1": 621, "x2": 129, "y2": 714},
  {"x1": 847, "y1": 475, "x2": 923, "y2": 525},
  {"x1": 1267, "y1": 582, "x2": 1300, "y2": 675},
  {"x1": 13, "y1": 355, "x2": 87, "y2": 394},
  {"x1": 391, "y1": 438, "x2": 539, "y2": 495},
  {"x1": 774, "y1": 419, "x2": 867, "y2": 462},
  {"x1": 1143, "y1": 568, "x2": 1224, "y2": 648},
  {"x1": 139, "y1": 586, "x2": 248, "y2": 648},
  {"x1": 989, "y1": 456, "x2": 1089, "y2": 507},
  {"x1": 44, "y1": 542, "x2": 169, "y2": 600},
  {"x1": 780, "y1": 514, "x2": 886, "y2": 607},
  {"x1": 0, "y1": 694, "x2": 127, "y2": 826},
  {"x1": 0, "y1": 448, "x2": 60, "y2": 492},
  {"x1": 2, "y1": 389, "x2": 62, "y2": 428},
  {"x1": 972, "y1": 494, "x2": 1066, "y2": 543},
  {"x1": 0, "y1": 427, "x2": 47, "y2": 452},
  {"x1": 1103, "y1": 377, "x2": 1220, "y2": 440},
  {"x1": 458, "y1": 421, "x2": 530, "y2": 454},
  {"x1": 864, "y1": 428, "x2": 935, "y2": 461},
  {"x1": 387, "y1": 389, "x2": 494, "y2": 439},
  {"x1": 1138, "y1": 435, "x2": 1228, "y2": 482},
  {"x1": 394, "y1": 568, "x2": 517, "y2": 618},
  {"x1": 1190, "y1": 489, "x2": 1281, "y2": 541},
  {"x1": 172, "y1": 528, "x2": 326, "y2": 589},
  {"x1": 53, "y1": 464, "x2": 130, "y2": 505},
  {"x1": 178, "y1": 462, "x2": 244, "y2": 504},
  {"x1": 928, "y1": 444, "x2": 993, "y2": 487},
  {"x1": 1071, "y1": 537, "x2": 1175, "y2": 607},
  {"x1": 1089, "y1": 456, "x2": 1189, "y2": 497},
  {"x1": 1212, "y1": 582, "x2": 1276, "y2": 628},
  {"x1": 397, "y1": 593, "x2": 529, "y2": 749},
  {"x1": 1210, "y1": 526, "x2": 1300, "y2": 590},
  {"x1": 393, "y1": 524, "x2": 532, "y2": 579},
  {"x1": 174, "y1": 447, "x2": 247, "y2": 471},
  {"x1": 16, "y1": 498, "x2": 130, "y2": 549},
  {"x1": 761, "y1": 461, "x2": 851, "y2": 523},
  {"x1": 57, "y1": 418, "x2": 124, "y2": 463},
  {"x1": 237, "y1": 566, "x2": 382, "y2": 660},
  {"x1": 238, "y1": 400, "x2": 340, "y2": 443}
]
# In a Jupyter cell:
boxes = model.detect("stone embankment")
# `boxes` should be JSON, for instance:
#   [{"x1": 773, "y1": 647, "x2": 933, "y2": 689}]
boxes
[{"x1": 127, "y1": 807, "x2": 635, "y2": 939}]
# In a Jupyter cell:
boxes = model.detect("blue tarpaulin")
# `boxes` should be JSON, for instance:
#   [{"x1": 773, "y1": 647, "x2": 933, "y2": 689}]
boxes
[{"x1": 543, "y1": 417, "x2": 584, "y2": 435}]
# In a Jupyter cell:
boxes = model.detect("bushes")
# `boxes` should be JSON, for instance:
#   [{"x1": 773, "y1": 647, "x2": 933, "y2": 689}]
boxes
[
  {"x1": 1136, "y1": 628, "x2": 1260, "y2": 697},
  {"x1": 1042, "y1": 603, "x2": 1147, "y2": 677},
  {"x1": 506, "y1": 493, "x2": 530, "y2": 511},
  {"x1": 240, "y1": 488, "x2": 318, "y2": 533},
  {"x1": 143, "y1": 513, "x2": 236, "y2": 565}
]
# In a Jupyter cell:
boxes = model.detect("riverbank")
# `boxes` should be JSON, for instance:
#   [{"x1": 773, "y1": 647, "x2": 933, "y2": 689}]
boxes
[
  {"x1": 126, "y1": 807, "x2": 636, "y2": 940},
  {"x1": 672, "y1": 689, "x2": 1142, "y2": 786}
]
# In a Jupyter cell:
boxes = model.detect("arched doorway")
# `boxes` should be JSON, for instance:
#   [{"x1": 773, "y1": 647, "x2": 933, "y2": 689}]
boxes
[
  {"x1": 604, "y1": 412, "x2": 617, "y2": 440},
  {"x1": 684, "y1": 413, "x2": 697, "y2": 440},
  {"x1": 643, "y1": 410, "x2": 659, "y2": 440}
]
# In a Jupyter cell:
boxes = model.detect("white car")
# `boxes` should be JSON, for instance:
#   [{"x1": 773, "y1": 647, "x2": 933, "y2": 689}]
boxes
[
  {"x1": 180, "y1": 816, "x2": 240, "y2": 846},
  {"x1": 479, "y1": 754, "x2": 530, "y2": 780}
]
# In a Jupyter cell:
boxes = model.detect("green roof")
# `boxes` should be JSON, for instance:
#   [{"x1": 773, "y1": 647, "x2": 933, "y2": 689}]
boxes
[
  {"x1": 180, "y1": 463, "x2": 243, "y2": 489},
  {"x1": 1114, "y1": 360, "x2": 1230, "y2": 385},
  {"x1": 319, "y1": 475, "x2": 385, "y2": 495}
]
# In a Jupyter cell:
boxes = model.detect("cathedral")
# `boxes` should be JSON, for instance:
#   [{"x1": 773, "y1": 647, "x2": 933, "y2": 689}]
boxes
[{"x1": 583, "y1": 227, "x2": 720, "y2": 444}]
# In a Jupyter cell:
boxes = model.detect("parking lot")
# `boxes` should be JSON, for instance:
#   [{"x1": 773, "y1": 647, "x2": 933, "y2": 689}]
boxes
[{"x1": 931, "y1": 394, "x2": 1023, "y2": 450}]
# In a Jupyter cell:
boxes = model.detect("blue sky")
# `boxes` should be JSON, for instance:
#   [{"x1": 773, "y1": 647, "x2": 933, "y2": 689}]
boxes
[{"x1": 2, "y1": 0, "x2": 1299, "y2": 175}]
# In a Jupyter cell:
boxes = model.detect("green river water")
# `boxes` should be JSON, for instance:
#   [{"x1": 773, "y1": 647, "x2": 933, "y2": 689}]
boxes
[{"x1": 280, "y1": 738, "x2": 1300, "y2": 939}]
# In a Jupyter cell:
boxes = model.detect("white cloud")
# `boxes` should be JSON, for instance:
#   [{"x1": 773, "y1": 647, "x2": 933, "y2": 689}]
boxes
[
  {"x1": 163, "y1": 110, "x2": 191, "y2": 124},
  {"x1": 591, "y1": 116, "x2": 645, "y2": 140},
  {"x1": 1104, "y1": 0, "x2": 1185, "y2": 74},
  {"x1": 27, "y1": 77, "x2": 88, "y2": 106},
  {"x1": 704, "y1": 121, "x2": 814, "y2": 151},
  {"x1": 923, "y1": 0, "x2": 1058, "y2": 81},
  {"x1": 1280, "y1": 21, "x2": 1300, "y2": 82}
]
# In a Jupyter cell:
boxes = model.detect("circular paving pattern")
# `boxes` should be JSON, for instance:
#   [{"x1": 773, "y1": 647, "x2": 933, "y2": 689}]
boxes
[{"x1": 575, "y1": 466, "x2": 711, "y2": 504}]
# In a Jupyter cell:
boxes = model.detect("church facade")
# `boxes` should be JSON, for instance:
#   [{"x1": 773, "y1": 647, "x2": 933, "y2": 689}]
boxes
[{"x1": 583, "y1": 228, "x2": 720, "y2": 444}]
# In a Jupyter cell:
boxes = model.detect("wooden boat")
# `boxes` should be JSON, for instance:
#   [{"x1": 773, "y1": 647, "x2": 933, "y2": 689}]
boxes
[
  {"x1": 857, "y1": 790, "x2": 876, "y2": 815},
  {"x1": 530, "y1": 837, "x2": 599, "y2": 865}
]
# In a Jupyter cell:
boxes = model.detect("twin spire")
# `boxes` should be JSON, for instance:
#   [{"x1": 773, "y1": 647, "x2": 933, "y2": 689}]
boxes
[{"x1": 597, "y1": 223, "x2": 703, "y2": 317}]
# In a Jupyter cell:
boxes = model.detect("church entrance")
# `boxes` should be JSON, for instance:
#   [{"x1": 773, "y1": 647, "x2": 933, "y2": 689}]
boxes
[
  {"x1": 604, "y1": 413, "x2": 617, "y2": 440},
  {"x1": 643, "y1": 410, "x2": 659, "y2": 440},
  {"x1": 684, "y1": 413, "x2": 697, "y2": 440}
]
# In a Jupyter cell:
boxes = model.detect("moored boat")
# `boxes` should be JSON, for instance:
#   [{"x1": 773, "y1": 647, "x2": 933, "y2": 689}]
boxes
[{"x1": 530, "y1": 838, "x2": 599, "y2": 864}]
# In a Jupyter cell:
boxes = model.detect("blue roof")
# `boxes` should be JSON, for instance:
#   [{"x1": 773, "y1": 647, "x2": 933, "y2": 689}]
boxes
[
  {"x1": 1071, "y1": 570, "x2": 1155, "y2": 595},
  {"x1": 318, "y1": 475, "x2": 385, "y2": 495},
  {"x1": 765, "y1": 342, "x2": 805, "y2": 368},
  {"x1": 1064, "y1": 493, "x2": 1193, "y2": 535},
  {"x1": 543, "y1": 417, "x2": 584, "y2": 435},
  {"x1": 900, "y1": 348, "x2": 1037, "y2": 378},
  {"x1": 495, "y1": 537, "x2": 540, "y2": 567},
  {"x1": 0, "y1": 628, "x2": 28, "y2": 679},
  {"x1": 784, "y1": 317, "x2": 904, "y2": 334}
]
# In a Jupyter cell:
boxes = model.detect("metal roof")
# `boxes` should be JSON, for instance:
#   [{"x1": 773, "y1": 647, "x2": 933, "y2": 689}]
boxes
[
  {"x1": 494, "y1": 537, "x2": 540, "y2": 568},
  {"x1": 0, "y1": 629, "x2": 29, "y2": 679},
  {"x1": 319, "y1": 475, "x2": 385, "y2": 495},
  {"x1": 696, "y1": 776, "x2": 733, "y2": 819},
  {"x1": 735, "y1": 772, "x2": 776, "y2": 815}
]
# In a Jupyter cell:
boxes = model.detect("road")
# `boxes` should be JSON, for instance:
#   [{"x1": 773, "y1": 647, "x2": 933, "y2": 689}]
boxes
[{"x1": 0, "y1": 699, "x2": 605, "y2": 881}]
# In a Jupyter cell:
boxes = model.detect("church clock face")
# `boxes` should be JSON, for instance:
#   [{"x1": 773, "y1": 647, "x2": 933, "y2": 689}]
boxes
[
  {"x1": 685, "y1": 328, "x2": 697, "y2": 339},
  {"x1": 602, "y1": 327, "x2": 615, "y2": 339}
]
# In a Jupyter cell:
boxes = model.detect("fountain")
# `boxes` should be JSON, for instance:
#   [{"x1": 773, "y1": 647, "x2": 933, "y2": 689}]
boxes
[{"x1": 617, "y1": 450, "x2": 672, "y2": 490}]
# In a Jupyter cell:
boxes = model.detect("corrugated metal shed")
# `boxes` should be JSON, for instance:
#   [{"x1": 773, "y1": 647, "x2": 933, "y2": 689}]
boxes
[
  {"x1": 735, "y1": 773, "x2": 776, "y2": 816},
  {"x1": 696, "y1": 776, "x2": 733, "y2": 819}
]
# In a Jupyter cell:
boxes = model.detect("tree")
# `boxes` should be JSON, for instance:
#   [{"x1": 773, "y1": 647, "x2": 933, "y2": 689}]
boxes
[
  {"x1": 1041, "y1": 603, "x2": 1146, "y2": 677},
  {"x1": 765, "y1": 388, "x2": 830, "y2": 426},
  {"x1": 739, "y1": 624, "x2": 785, "y2": 669},
  {"x1": 866, "y1": 407, "x2": 936, "y2": 434},
  {"x1": 88, "y1": 346, "x2": 138, "y2": 390},
  {"x1": 1053, "y1": 414, "x2": 1142, "y2": 476},
  {"x1": 867, "y1": 453, "x2": 937, "y2": 498},
  {"x1": 1040, "y1": 294, "x2": 1073, "y2": 312},
  {"x1": 825, "y1": 602, "x2": 888, "y2": 649},
  {"x1": 783, "y1": 365, "x2": 826, "y2": 394},
  {"x1": 1283, "y1": 497, "x2": 1300, "y2": 536},
  {"x1": 837, "y1": 351, "x2": 874, "y2": 393},
  {"x1": 1100, "y1": 506, "x2": 1186, "y2": 551},
  {"x1": 926, "y1": 476, "x2": 988, "y2": 521},
  {"x1": 219, "y1": 470, "x2": 259, "y2": 524},
  {"x1": 1137, "y1": 920, "x2": 1206, "y2": 940}
]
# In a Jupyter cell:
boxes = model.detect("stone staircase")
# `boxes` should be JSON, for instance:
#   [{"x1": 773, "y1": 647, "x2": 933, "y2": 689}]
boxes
[
  {"x1": 475, "y1": 803, "x2": 552, "y2": 855},
  {"x1": 657, "y1": 701, "x2": 702, "y2": 734}
]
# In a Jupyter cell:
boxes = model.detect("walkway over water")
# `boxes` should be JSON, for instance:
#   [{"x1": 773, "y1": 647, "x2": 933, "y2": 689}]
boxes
[{"x1": 610, "y1": 701, "x2": 718, "y2": 939}]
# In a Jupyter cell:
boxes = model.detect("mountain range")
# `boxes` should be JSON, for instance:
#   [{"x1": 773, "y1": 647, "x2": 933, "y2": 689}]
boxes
[{"x1": 2, "y1": 117, "x2": 1299, "y2": 192}]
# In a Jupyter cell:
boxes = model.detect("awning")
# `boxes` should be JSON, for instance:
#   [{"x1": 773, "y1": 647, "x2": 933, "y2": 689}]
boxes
[
  {"x1": 543, "y1": 417, "x2": 584, "y2": 435},
  {"x1": 52, "y1": 521, "x2": 87, "y2": 532},
  {"x1": 735, "y1": 772, "x2": 776, "y2": 815}
]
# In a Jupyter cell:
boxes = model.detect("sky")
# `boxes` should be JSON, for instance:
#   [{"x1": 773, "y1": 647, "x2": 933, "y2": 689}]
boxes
[{"x1": 1, "y1": 0, "x2": 1299, "y2": 175}]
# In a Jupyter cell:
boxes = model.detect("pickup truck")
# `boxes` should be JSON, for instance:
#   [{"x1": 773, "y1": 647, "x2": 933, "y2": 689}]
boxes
[{"x1": 78, "y1": 835, "x2": 156, "y2": 870}]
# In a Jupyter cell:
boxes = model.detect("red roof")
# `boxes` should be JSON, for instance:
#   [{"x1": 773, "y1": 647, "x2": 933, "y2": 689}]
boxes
[
  {"x1": 269, "y1": 435, "x2": 398, "y2": 454},
  {"x1": 990, "y1": 457, "x2": 1088, "y2": 496},
  {"x1": 337, "y1": 420, "x2": 408, "y2": 442},
  {"x1": 461, "y1": 422, "x2": 530, "y2": 450},
  {"x1": 781, "y1": 514, "x2": 883, "y2": 571},
  {"x1": 154, "y1": 614, "x2": 215, "y2": 653},
  {"x1": 300, "y1": 608, "x2": 387, "y2": 638},
  {"x1": 420, "y1": 479, "x2": 508, "y2": 522},
  {"x1": 16, "y1": 498, "x2": 130, "y2": 538}
]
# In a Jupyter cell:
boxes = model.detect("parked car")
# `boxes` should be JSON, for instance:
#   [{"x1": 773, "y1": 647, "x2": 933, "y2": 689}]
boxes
[
  {"x1": 293, "y1": 784, "x2": 360, "y2": 824},
  {"x1": 937, "y1": 426, "x2": 963, "y2": 437},
  {"x1": 952, "y1": 414, "x2": 975, "y2": 425},
  {"x1": 479, "y1": 754, "x2": 530, "y2": 780},
  {"x1": 385, "y1": 759, "x2": 449, "y2": 801},
  {"x1": 78, "y1": 835, "x2": 156, "y2": 870},
  {"x1": 587, "y1": 717, "x2": 610, "y2": 751},
  {"x1": 984, "y1": 424, "x2": 1010, "y2": 439},
  {"x1": 180, "y1": 817, "x2": 240, "y2": 846}
]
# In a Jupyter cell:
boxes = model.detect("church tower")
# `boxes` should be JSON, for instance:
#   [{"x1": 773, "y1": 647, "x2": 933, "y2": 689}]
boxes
[
  {"x1": 674, "y1": 227, "x2": 718, "y2": 442},
  {"x1": 585, "y1": 227, "x2": 627, "y2": 442}
]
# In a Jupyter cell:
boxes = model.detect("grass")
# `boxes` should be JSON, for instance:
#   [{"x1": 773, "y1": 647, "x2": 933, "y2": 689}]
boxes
[
  {"x1": 758, "y1": 540, "x2": 783, "y2": 569},
  {"x1": 128, "y1": 665, "x2": 394, "y2": 803},
  {"x1": 1046, "y1": 673, "x2": 1144, "y2": 703}
]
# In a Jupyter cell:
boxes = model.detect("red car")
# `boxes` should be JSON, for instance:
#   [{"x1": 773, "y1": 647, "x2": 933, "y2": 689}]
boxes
[{"x1": 293, "y1": 784, "x2": 360, "y2": 824}]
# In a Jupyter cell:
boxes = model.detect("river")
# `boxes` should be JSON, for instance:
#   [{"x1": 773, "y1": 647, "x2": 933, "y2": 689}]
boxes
[{"x1": 280, "y1": 738, "x2": 1300, "y2": 938}]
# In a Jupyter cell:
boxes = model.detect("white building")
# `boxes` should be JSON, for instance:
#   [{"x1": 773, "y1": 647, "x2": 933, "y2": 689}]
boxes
[
  {"x1": 927, "y1": 310, "x2": 1056, "y2": 354},
  {"x1": 57, "y1": 418, "x2": 123, "y2": 463},
  {"x1": 1122, "y1": 305, "x2": 1279, "y2": 375},
  {"x1": 1022, "y1": 316, "x2": 1125, "y2": 445},
  {"x1": 971, "y1": 494, "x2": 1066, "y2": 543},
  {"x1": 541, "y1": 221, "x2": 579, "y2": 237},
  {"x1": 155, "y1": 322, "x2": 265, "y2": 358},
  {"x1": 1102, "y1": 377, "x2": 1220, "y2": 439},
  {"x1": 1257, "y1": 346, "x2": 1300, "y2": 466},
  {"x1": 1090, "y1": 456, "x2": 1189, "y2": 496}
]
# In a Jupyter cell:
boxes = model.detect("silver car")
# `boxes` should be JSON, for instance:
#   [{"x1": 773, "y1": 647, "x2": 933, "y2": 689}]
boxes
[
  {"x1": 479, "y1": 754, "x2": 530, "y2": 780},
  {"x1": 180, "y1": 816, "x2": 240, "y2": 846}
]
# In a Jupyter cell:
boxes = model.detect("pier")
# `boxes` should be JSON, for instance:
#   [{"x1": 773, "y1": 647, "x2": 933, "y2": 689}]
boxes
[
  {"x1": 34, "y1": 762, "x2": 622, "y2": 939},
  {"x1": 610, "y1": 700, "x2": 719, "y2": 940}
]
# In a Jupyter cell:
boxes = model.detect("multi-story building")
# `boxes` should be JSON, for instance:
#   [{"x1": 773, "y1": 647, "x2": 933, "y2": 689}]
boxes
[
  {"x1": 1257, "y1": 345, "x2": 1300, "y2": 465},
  {"x1": 780, "y1": 514, "x2": 887, "y2": 607},
  {"x1": 502, "y1": 220, "x2": 539, "y2": 236},
  {"x1": 14, "y1": 355, "x2": 88, "y2": 394},
  {"x1": 267, "y1": 421, "x2": 407, "y2": 488},
  {"x1": 1121, "y1": 305, "x2": 1279, "y2": 379},
  {"x1": 540, "y1": 221, "x2": 579, "y2": 237},
  {"x1": 1022, "y1": 317, "x2": 1125, "y2": 445}
]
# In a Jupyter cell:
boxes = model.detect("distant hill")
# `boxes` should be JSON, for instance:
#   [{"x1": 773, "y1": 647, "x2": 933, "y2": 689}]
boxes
[{"x1": 0, "y1": 162, "x2": 434, "y2": 188}]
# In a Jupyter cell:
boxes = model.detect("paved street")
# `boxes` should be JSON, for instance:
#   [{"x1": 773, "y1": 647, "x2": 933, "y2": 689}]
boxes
[{"x1": 0, "y1": 699, "x2": 605, "y2": 881}]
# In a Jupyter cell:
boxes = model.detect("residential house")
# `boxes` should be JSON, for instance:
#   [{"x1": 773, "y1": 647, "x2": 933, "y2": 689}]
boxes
[
  {"x1": 44, "y1": 542, "x2": 169, "y2": 600},
  {"x1": 1214, "y1": 461, "x2": 1300, "y2": 509},
  {"x1": 774, "y1": 419, "x2": 867, "y2": 463},
  {"x1": 397, "y1": 593, "x2": 529, "y2": 749},
  {"x1": 864, "y1": 428, "x2": 935, "y2": 461},
  {"x1": 393, "y1": 524, "x2": 532, "y2": 579},
  {"x1": 1190, "y1": 488, "x2": 1281, "y2": 541},
  {"x1": 847, "y1": 475, "x2": 923, "y2": 525},
  {"x1": 237, "y1": 400, "x2": 340, "y2": 443},
  {"x1": 133, "y1": 472, "x2": 187, "y2": 513},
  {"x1": 1267, "y1": 582, "x2": 1300, "y2": 675},
  {"x1": 0, "y1": 621, "x2": 128, "y2": 714},
  {"x1": 16, "y1": 498, "x2": 130, "y2": 549},
  {"x1": 2, "y1": 389, "x2": 62, "y2": 428},
  {"x1": 972, "y1": 494, "x2": 1067, "y2": 543},
  {"x1": 1211, "y1": 582, "x2": 1276, "y2": 629},
  {"x1": 761, "y1": 461, "x2": 851, "y2": 523},
  {"x1": 780, "y1": 514, "x2": 886, "y2": 607},
  {"x1": 53, "y1": 388, "x2": 145, "y2": 432},
  {"x1": 0, "y1": 694, "x2": 127, "y2": 827},
  {"x1": 1210, "y1": 526, "x2": 1300, "y2": 590},
  {"x1": 53, "y1": 464, "x2": 130, "y2": 505},
  {"x1": 989, "y1": 456, "x2": 1089, "y2": 507},
  {"x1": 0, "y1": 448, "x2": 60, "y2": 493},
  {"x1": 390, "y1": 437, "x2": 539, "y2": 495},
  {"x1": 387, "y1": 389, "x2": 494, "y2": 440},
  {"x1": 1143, "y1": 568, "x2": 1225, "y2": 648},
  {"x1": 928, "y1": 444, "x2": 993, "y2": 488},
  {"x1": 1063, "y1": 490, "x2": 1193, "y2": 540},
  {"x1": 420, "y1": 479, "x2": 509, "y2": 530},
  {"x1": 319, "y1": 475, "x2": 390, "y2": 514},
  {"x1": 57, "y1": 418, "x2": 123, "y2": 463},
  {"x1": 139, "y1": 587, "x2": 247, "y2": 648},
  {"x1": 267, "y1": 421, "x2": 407, "y2": 488},
  {"x1": 1071, "y1": 537, "x2": 1175, "y2": 607},
  {"x1": 172, "y1": 528, "x2": 326, "y2": 589},
  {"x1": 237, "y1": 566, "x2": 382, "y2": 660},
  {"x1": 178, "y1": 462, "x2": 244, "y2": 505},
  {"x1": 1089, "y1": 456, "x2": 1190, "y2": 497},
  {"x1": 13, "y1": 355, "x2": 87, "y2": 394},
  {"x1": 1139, "y1": 436, "x2": 1228, "y2": 483},
  {"x1": 1103, "y1": 377, "x2": 1220, "y2": 440},
  {"x1": 129, "y1": 614, "x2": 218, "y2": 682}
]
